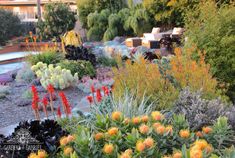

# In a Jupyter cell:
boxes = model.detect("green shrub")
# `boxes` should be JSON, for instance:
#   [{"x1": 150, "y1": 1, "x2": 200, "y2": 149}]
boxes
[
  {"x1": 58, "y1": 60, "x2": 96, "y2": 78},
  {"x1": 37, "y1": 2, "x2": 76, "y2": 40},
  {"x1": 0, "y1": 9, "x2": 22, "y2": 46},
  {"x1": 184, "y1": 1, "x2": 235, "y2": 102},
  {"x1": 97, "y1": 56, "x2": 117, "y2": 67},
  {"x1": 27, "y1": 50, "x2": 64, "y2": 66}
]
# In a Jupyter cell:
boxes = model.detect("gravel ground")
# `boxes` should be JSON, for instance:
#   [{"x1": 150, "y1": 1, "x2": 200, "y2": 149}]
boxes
[{"x1": 0, "y1": 80, "x2": 87, "y2": 128}]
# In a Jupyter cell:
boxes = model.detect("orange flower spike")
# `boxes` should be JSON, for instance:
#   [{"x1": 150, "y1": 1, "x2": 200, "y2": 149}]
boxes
[
  {"x1": 33, "y1": 36, "x2": 37, "y2": 43},
  {"x1": 25, "y1": 38, "x2": 29, "y2": 44},
  {"x1": 29, "y1": 31, "x2": 33, "y2": 37}
]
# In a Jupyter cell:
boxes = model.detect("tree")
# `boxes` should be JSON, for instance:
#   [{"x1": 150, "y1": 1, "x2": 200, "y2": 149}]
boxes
[
  {"x1": 0, "y1": 9, "x2": 22, "y2": 46},
  {"x1": 37, "y1": 3, "x2": 76, "y2": 40},
  {"x1": 184, "y1": 1, "x2": 235, "y2": 102}
]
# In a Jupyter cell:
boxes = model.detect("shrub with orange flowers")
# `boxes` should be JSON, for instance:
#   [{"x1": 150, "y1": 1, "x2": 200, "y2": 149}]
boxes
[{"x1": 54, "y1": 112, "x2": 234, "y2": 158}]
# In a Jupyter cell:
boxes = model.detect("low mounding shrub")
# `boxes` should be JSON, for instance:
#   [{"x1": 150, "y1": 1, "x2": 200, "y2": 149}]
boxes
[
  {"x1": 0, "y1": 9, "x2": 22, "y2": 45},
  {"x1": 31, "y1": 62, "x2": 78, "y2": 89},
  {"x1": 0, "y1": 85, "x2": 10, "y2": 99},
  {"x1": 58, "y1": 60, "x2": 96, "y2": 78},
  {"x1": 35, "y1": 112, "x2": 234, "y2": 157},
  {"x1": 97, "y1": 56, "x2": 117, "y2": 67},
  {"x1": 27, "y1": 50, "x2": 64, "y2": 66},
  {"x1": 113, "y1": 56, "x2": 179, "y2": 110},
  {"x1": 173, "y1": 88, "x2": 235, "y2": 131},
  {"x1": 16, "y1": 64, "x2": 35, "y2": 83},
  {"x1": 64, "y1": 46, "x2": 97, "y2": 66}
]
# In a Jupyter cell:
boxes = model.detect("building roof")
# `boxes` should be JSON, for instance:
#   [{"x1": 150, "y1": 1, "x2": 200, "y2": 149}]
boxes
[{"x1": 0, "y1": 0, "x2": 76, "y2": 6}]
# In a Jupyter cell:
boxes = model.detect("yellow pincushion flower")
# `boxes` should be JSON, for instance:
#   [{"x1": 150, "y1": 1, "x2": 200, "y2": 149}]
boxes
[
  {"x1": 103, "y1": 144, "x2": 114, "y2": 154},
  {"x1": 136, "y1": 141, "x2": 145, "y2": 152},
  {"x1": 123, "y1": 118, "x2": 130, "y2": 124},
  {"x1": 141, "y1": 115, "x2": 149, "y2": 123},
  {"x1": 63, "y1": 146, "x2": 73, "y2": 156},
  {"x1": 67, "y1": 135, "x2": 75, "y2": 142},
  {"x1": 179, "y1": 129, "x2": 190, "y2": 138},
  {"x1": 165, "y1": 125, "x2": 173, "y2": 134},
  {"x1": 112, "y1": 111, "x2": 122, "y2": 121},
  {"x1": 143, "y1": 137, "x2": 154, "y2": 148},
  {"x1": 37, "y1": 149, "x2": 47, "y2": 158},
  {"x1": 202, "y1": 126, "x2": 213, "y2": 134},
  {"x1": 190, "y1": 149, "x2": 202, "y2": 158},
  {"x1": 108, "y1": 127, "x2": 119, "y2": 136},
  {"x1": 124, "y1": 149, "x2": 133, "y2": 155},
  {"x1": 155, "y1": 125, "x2": 165, "y2": 135},
  {"x1": 194, "y1": 139, "x2": 208, "y2": 150},
  {"x1": 60, "y1": 136, "x2": 68, "y2": 146},
  {"x1": 94, "y1": 132, "x2": 104, "y2": 141},
  {"x1": 28, "y1": 153, "x2": 38, "y2": 158},
  {"x1": 120, "y1": 153, "x2": 132, "y2": 158},
  {"x1": 172, "y1": 151, "x2": 182, "y2": 158},
  {"x1": 151, "y1": 111, "x2": 163, "y2": 121},
  {"x1": 132, "y1": 117, "x2": 141, "y2": 125},
  {"x1": 139, "y1": 124, "x2": 149, "y2": 134}
]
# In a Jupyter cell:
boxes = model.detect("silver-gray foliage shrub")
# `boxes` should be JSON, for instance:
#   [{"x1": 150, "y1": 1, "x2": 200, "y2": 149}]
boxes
[{"x1": 173, "y1": 88, "x2": 235, "y2": 131}]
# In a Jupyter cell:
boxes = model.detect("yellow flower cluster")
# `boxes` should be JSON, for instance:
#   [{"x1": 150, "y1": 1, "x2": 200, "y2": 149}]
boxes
[
  {"x1": 60, "y1": 134, "x2": 75, "y2": 146},
  {"x1": 28, "y1": 150, "x2": 47, "y2": 158}
]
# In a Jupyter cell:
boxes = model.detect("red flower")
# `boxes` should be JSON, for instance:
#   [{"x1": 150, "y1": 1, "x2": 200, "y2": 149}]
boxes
[
  {"x1": 47, "y1": 84, "x2": 54, "y2": 94},
  {"x1": 31, "y1": 85, "x2": 39, "y2": 110},
  {"x1": 91, "y1": 85, "x2": 95, "y2": 93},
  {"x1": 42, "y1": 96, "x2": 48, "y2": 107},
  {"x1": 96, "y1": 89, "x2": 102, "y2": 102},
  {"x1": 102, "y1": 86, "x2": 109, "y2": 96},
  {"x1": 59, "y1": 92, "x2": 71, "y2": 115},
  {"x1": 57, "y1": 106, "x2": 61, "y2": 118},
  {"x1": 86, "y1": 96, "x2": 93, "y2": 104}
]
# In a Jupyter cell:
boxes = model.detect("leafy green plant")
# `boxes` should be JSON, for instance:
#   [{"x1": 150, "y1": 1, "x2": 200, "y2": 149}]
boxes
[
  {"x1": 22, "y1": 90, "x2": 32, "y2": 99},
  {"x1": 0, "y1": 85, "x2": 10, "y2": 99},
  {"x1": 37, "y1": 2, "x2": 76, "y2": 40},
  {"x1": 0, "y1": 9, "x2": 22, "y2": 45},
  {"x1": 27, "y1": 50, "x2": 64, "y2": 66},
  {"x1": 31, "y1": 62, "x2": 78, "y2": 89},
  {"x1": 58, "y1": 60, "x2": 96, "y2": 78},
  {"x1": 97, "y1": 56, "x2": 117, "y2": 67}
]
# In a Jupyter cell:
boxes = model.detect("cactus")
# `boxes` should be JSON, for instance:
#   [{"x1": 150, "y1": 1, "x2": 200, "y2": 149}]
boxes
[{"x1": 31, "y1": 62, "x2": 78, "y2": 90}]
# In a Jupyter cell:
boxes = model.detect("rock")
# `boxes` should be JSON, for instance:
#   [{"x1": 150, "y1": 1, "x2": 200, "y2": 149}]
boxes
[
  {"x1": 113, "y1": 36, "x2": 126, "y2": 43},
  {"x1": 45, "y1": 93, "x2": 57, "y2": 101},
  {"x1": 30, "y1": 79, "x2": 41, "y2": 86},
  {"x1": 16, "y1": 99, "x2": 31, "y2": 107},
  {"x1": 0, "y1": 74, "x2": 13, "y2": 84}
]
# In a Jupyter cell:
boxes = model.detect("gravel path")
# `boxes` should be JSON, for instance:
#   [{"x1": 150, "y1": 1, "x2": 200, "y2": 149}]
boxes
[{"x1": 0, "y1": 80, "x2": 87, "y2": 128}]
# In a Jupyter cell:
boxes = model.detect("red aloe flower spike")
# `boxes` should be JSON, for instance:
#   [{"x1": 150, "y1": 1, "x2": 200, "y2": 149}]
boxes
[
  {"x1": 91, "y1": 85, "x2": 95, "y2": 93},
  {"x1": 104, "y1": 87, "x2": 109, "y2": 96},
  {"x1": 59, "y1": 92, "x2": 71, "y2": 117},
  {"x1": 42, "y1": 96, "x2": 49, "y2": 118},
  {"x1": 57, "y1": 106, "x2": 62, "y2": 118},
  {"x1": 86, "y1": 96, "x2": 93, "y2": 104},
  {"x1": 47, "y1": 84, "x2": 54, "y2": 94},
  {"x1": 31, "y1": 85, "x2": 40, "y2": 120},
  {"x1": 96, "y1": 89, "x2": 102, "y2": 102},
  {"x1": 102, "y1": 86, "x2": 106, "y2": 92},
  {"x1": 47, "y1": 84, "x2": 55, "y2": 119}
]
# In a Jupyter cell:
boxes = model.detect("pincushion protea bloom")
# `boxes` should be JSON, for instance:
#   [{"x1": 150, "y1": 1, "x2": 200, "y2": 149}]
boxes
[{"x1": 103, "y1": 144, "x2": 114, "y2": 154}]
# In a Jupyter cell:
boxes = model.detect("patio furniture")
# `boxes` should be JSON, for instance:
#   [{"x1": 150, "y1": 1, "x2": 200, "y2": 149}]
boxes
[
  {"x1": 125, "y1": 37, "x2": 142, "y2": 47},
  {"x1": 171, "y1": 27, "x2": 184, "y2": 45},
  {"x1": 143, "y1": 27, "x2": 161, "y2": 38},
  {"x1": 142, "y1": 39, "x2": 160, "y2": 49}
]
